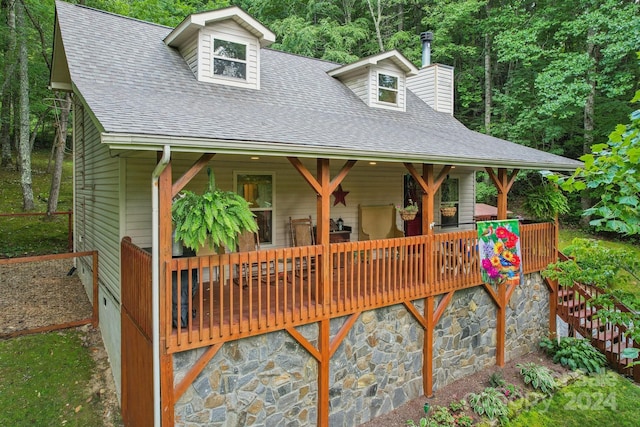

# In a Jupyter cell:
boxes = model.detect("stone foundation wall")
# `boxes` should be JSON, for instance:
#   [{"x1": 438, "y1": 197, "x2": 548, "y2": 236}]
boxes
[{"x1": 173, "y1": 273, "x2": 550, "y2": 426}]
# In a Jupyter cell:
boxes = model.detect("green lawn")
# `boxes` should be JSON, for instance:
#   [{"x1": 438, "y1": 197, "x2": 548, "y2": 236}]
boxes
[
  {"x1": 508, "y1": 371, "x2": 640, "y2": 427},
  {"x1": 0, "y1": 150, "x2": 73, "y2": 257},
  {"x1": 0, "y1": 331, "x2": 105, "y2": 427}
]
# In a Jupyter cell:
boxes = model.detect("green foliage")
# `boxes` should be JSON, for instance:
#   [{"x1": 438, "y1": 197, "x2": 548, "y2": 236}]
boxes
[
  {"x1": 172, "y1": 168, "x2": 258, "y2": 251},
  {"x1": 540, "y1": 337, "x2": 607, "y2": 374},
  {"x1": 448, "y1": 399, "x2": 466, "y2": 413},
  {"x1": 476, "y1": 181, "x2": 497, "y2": 205},
  {"x1": 517, "y1": 362, "x2": 557, "y2": 395},
  {"x1": 489, "y1": 371, "x2": 506, "y2": 387},
  {"x1": 0, "y1": 150, "x2": 73, "y2": 257},
  {"x1": 521, "y1": 182, "x2": 569, "y2": 221},
  {"x1": 543, "y1": 237, "x2": 640, "y2": 342},
  {"x1": 468, "y1": 387, "x2": 509, "y2": 424},
  {"x1": 0, "y1": 330, "x2": 117, "y2": 426},
  {"x1": 547, "y1": 92, "x2": 640, "y2": 235},
  {"x1": 510, "y1": 370, "x2": 640, "y2": 426}
]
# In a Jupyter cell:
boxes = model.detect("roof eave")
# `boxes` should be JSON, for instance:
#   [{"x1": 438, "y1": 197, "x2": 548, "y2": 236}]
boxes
[
  {"x1": 328, "y1": 50, "x2": 419, "y2": 78},
  {"x1": 101, "y1": 133, "x2": 582, "y2": 171}
]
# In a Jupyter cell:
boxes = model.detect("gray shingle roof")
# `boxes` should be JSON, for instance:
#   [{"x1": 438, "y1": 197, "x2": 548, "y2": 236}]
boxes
[{"x1": 53, "y1": 1, "x2": 581, "y2": 170}]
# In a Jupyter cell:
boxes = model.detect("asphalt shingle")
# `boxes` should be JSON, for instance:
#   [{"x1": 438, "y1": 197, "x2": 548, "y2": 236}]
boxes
[{"x1": 53, "y1": 1, "x2": 582, "y2": 170}]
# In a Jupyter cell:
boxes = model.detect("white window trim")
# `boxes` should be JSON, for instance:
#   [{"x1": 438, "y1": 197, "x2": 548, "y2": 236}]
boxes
[
  {"x1": 376, "y1": 71, "x2": 400, "y2": 106},
  {"x1": 233, "y1": 171, "x2": 276, "y2": 247},
  {"x1": 211, "y1": 35, "x2": 248, "y2": 81}
]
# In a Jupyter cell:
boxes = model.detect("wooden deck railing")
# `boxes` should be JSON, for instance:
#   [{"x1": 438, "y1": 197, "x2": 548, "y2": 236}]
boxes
[{"x1": 120, "y1": 222, "x2": 556, "y2": 353}]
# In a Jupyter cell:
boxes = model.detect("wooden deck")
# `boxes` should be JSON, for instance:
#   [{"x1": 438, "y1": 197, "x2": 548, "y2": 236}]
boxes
[{"x1": 121, "y1": 222, "x2": 557, "y2": 354}]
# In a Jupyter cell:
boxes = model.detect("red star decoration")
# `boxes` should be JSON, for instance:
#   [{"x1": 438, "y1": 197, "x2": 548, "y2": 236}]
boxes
[{"x1": 332, "y1": 184, "x2": 349, "y2": 206}]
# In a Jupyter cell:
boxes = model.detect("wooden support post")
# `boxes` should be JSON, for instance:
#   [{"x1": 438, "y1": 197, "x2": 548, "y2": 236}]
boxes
[
  {"x1": 158, "y1": 157, "x2": 175, "y2": 427},
  {"x1": 485, "y1": 167, "x2": 518, "y2": 220},
  {"x1": 318, "y1": 318, "x2": 330, "y2": 427},
  {"x1": 424, "y1": 296, "x2": 434, "y2": 397},
  {"x1": 496, "y1": 282, "x2": 506, "y2": 367},
  {"x1": 317, "y1": 159, "x2": 331, "y2": 309}
]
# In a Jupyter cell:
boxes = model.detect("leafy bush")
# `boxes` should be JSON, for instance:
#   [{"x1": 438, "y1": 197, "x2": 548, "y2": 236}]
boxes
[
  {"x1": 517, "y1": 362, "x2": 557, "y2": 395},
  {"x1": 468, "y1": 387, "x2": 509, "y2": 424},
  {"x1": 498, "y1": 383, "x2": 523, "y2": 401},
  {"x1": 448, "y1": 399, "x2": 467, "y2": 413},
  {"x1": 540, "y1": 337, "x2": 608, "y2": 373},
  {"x1": 489, "y1": 371, "x2": 506, "y2": 387}
]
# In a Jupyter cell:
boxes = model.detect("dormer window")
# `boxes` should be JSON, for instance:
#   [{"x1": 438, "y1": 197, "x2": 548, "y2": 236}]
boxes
[
  {"x1": 327, "y1": 50, "x2": 418, "y2": 112},
  {"x1": 213, "y1": 38, "x2": 247, "y2": 80},
  {"x1": 378, "y1": 73, "x2": 398, "y2": 104}
]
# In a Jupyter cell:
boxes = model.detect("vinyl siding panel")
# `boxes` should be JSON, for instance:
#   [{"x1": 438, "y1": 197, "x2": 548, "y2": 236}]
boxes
[
  {"x1": 407, "y1": 64, "x2": 454, "y2": 114},
  {"x1": 341, "y1": 70, "x2": 370, "y2": 106},
  {"x1": 73, "y1": 98, "x2": 122, "y2": 396},
  {"x1": 179, "y1": 35, "x2": 199, "y2": 78}
]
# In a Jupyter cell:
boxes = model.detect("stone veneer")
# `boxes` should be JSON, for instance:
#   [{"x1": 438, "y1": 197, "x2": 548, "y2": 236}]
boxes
[{"x1": 174, "y1": 273, "x2": 550, "y2": 426}]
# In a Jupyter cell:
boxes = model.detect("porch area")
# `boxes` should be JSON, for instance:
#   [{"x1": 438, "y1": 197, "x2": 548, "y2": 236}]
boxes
[{"x1": 122, "y1": 222, "x2": 555, "y2": 354}]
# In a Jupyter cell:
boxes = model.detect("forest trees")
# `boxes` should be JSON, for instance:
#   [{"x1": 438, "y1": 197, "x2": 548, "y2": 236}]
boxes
[{"x1": 0, "y1": 0, "x2": 638, "y2": 217}]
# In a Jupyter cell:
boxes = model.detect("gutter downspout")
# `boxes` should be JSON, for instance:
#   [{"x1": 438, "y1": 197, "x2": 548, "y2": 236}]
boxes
[{"x1": 152, "y1": 145, "x2": 171, "y2": 427}]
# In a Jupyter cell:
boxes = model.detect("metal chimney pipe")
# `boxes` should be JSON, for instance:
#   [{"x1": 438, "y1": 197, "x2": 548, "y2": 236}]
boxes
[{"x1": 420, "y1": 31, "x2": 434, "y2": 67}]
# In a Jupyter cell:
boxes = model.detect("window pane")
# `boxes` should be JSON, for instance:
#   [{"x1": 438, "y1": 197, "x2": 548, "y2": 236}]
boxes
[
  {"x1": 214, "y1": 58, "x2": 247, "y2": 79},
  {"x1": 441, "y1": 178, "x2": 459, "y2": 202},
  {"x1": 378, "y1": 88, "x2": 397, "y2": 104},
  {"x1": 379, "y1": 73, "x2": 397, "y2": 89},
  {"x1": 213, "y1": 39, "x2": 246, "y2": 60},
  {"x1": 237, "y1": 175, "x2": 272, "y2": 208},
  {"x1": 254, "y1": 211, "x2": 272, "y2": 244}
]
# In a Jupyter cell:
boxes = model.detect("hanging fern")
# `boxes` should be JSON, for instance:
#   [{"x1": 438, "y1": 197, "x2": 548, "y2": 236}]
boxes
[
  {"x1": 172, "y1": 168, "x2": 258, "y2": 252},
  {"x1": 522, "y1": 182, "x2": 569, "y2": 221}
]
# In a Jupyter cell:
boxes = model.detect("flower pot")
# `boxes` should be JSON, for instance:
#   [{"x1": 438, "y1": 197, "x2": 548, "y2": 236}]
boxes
[
  {"x1": 400, "y1": 211, "x2": 417, "y2": 221},
  {"x1": 440, "y1": 206, "x2": 457, "y2": 217}
]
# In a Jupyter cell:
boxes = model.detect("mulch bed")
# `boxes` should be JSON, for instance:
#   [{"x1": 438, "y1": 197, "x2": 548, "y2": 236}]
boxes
[
  {"x1": 0, "y1": 258, "x2": 92, "y2": 336},
  {"x1": 360, "y1": 349, "x2": 573, "y2": 426}
]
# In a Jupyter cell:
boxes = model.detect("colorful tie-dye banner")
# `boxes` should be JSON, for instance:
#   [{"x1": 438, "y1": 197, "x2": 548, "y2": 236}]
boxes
[{"x1": 477, "y1": 219, "x2": 523, "y2": 285}]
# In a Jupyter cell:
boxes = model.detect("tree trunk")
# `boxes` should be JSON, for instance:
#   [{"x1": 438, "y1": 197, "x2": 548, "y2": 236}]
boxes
[
  {"x1": 16, "y1": 0, "x2": 34, "y2": 210},
  {"x1": 581, "y1": 29, "x2": 598, "y2": 227},
  {"x1": 47, "y1": 93, "x2": 71, "y2": 215},
  {"x1": 484, "y1": 33, "x2": 492, "y2": 135},
  {"x1": 1, "y1": 0, "x2": 16, "y2": 167},
  {"x1": 366, "y1": 0, "x2": 385, "y2": 52}
]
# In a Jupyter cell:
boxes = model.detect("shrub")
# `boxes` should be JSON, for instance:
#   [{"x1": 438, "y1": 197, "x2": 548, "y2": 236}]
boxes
[
  {"x1": 448, "y1": 399, "x2": 467, "y2": 413},
  {"x1": 517, "y1": 362, "x2": 557, "y2": 395},
  {"x1": 489, "y1": 371, "x2": 506, "y2": 387},
  {"x1": 498, "y1": 383, "x2": 523, "y2": 401},
  {"x1": 468, "y1": 387, "x2": 509, "y2": 424},
  {"x1": 540, "y1": 336, "x2": 607, "y2": 373}
]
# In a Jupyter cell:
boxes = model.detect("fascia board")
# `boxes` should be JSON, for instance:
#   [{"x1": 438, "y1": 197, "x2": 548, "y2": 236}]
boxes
[{"x1": 101, "y1": 133, "x2": 582, "y2": 171}]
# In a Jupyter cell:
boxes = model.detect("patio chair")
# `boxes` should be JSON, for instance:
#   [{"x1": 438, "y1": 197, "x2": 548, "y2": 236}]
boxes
[
  {"x1": 234, "y1": 229, "x2": 260, "y2": 287},
  {"x1": 358, "y1": 204, "x2": 404, "y2": 241},
  {"x1": 289, "y1": 216, "x2": 316, "y2": 277}
]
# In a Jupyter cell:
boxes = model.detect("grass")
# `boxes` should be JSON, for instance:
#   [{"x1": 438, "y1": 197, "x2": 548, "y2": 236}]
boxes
[
  {"x1": 558, "y1": 226, "x2": 640, "y2": 298},
  {"x1": 0, "y1": 150, "x2": 73, "y2": 257},
  {"x1": 507, "y1": 370, "x2": 640, "y2": 426},
  {"x1": 0, "y1": 330, "x2": 104, "y2": 426}
]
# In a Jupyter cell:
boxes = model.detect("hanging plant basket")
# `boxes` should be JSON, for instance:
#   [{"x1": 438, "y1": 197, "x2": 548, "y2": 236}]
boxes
[
  {"x1": 440, "y1": 206, "x2": 457, "y2": 217},
  {"x1": 400, "y1": 211, "x2": 417, "y2": 221}
]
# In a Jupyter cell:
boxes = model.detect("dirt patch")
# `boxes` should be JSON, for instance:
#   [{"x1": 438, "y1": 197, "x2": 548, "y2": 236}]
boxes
[
  {"x1": 1, "y1": 259, "x2": 122, "y2": 426},
  {"x1": 0, "y1": 258, "x2": 92, "y2": 334},
  {"x1": 360, "y1": 350, "x2": 572, "y2": 426}
]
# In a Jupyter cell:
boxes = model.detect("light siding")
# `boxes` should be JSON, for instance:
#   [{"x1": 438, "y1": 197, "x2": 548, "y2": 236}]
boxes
[
  {"x1": 124, "y1": 155, "x2": 476, "y2": 250},
  {"x1": 407, "y1": 64, "x2": 454, "y2": 115},
  {"x1": 74, "y1": 99, "x2": 122, "y2": 396},
  {"x1": 341, "y1": 69, "x2": 370, "y2": 106},
  {"x1": 179, "y1": 35, "x2": 199, "y2": 78}
]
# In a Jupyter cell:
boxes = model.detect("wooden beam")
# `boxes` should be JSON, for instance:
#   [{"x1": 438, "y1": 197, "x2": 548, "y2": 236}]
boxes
[
  {"x1": 173, "y1": 343, "x2": 223, "y2": 402},
  {"x1": 496, "y1": 282, "x2": 506, "y2": 366},
  {"x1": 433, "y1": 291, "x2": 455, "y2": 324},
  {"x1": 424, "y1": 296, "x2": 434, "y2": 397},
  {"x1": 434, "y1": 165, "x2": 453, "y2": 191},
  {"x1": 329, "y1": 160, "x2": 357, "y2": 193},
  {"x1": 482, "y1": 282, "x2": 500, "y2": 306},
  {"x1": 158, "y1": 157, "x2": 175, "y2": 427},
  {"x1": 286, "y1": 327, "x2": 321, "y2": 361},
  {"x1": 288, "y1": 157, "x2": 322, "y2": 194},
  {"x1": 317, "y1": 319, "x2": 330, "y2": 427},
  {"x1": 423, "y1": 164, "x2": 435, "y2": 236},
  {"x1": 403, "y1": 162, "x2": 429, "y2": 193},
  {"x1": 403, "y1": 301, "x2": 427, "y2": 330},
  {"x1": 329, "y1": 312, "x2": 361, "y2": 357},
  {"x1": 171, "y1": 153, "x2": 215, "y2": 198},
  {"x1": 317, "y1": 159, "x2": 331, "y2": 309}
]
